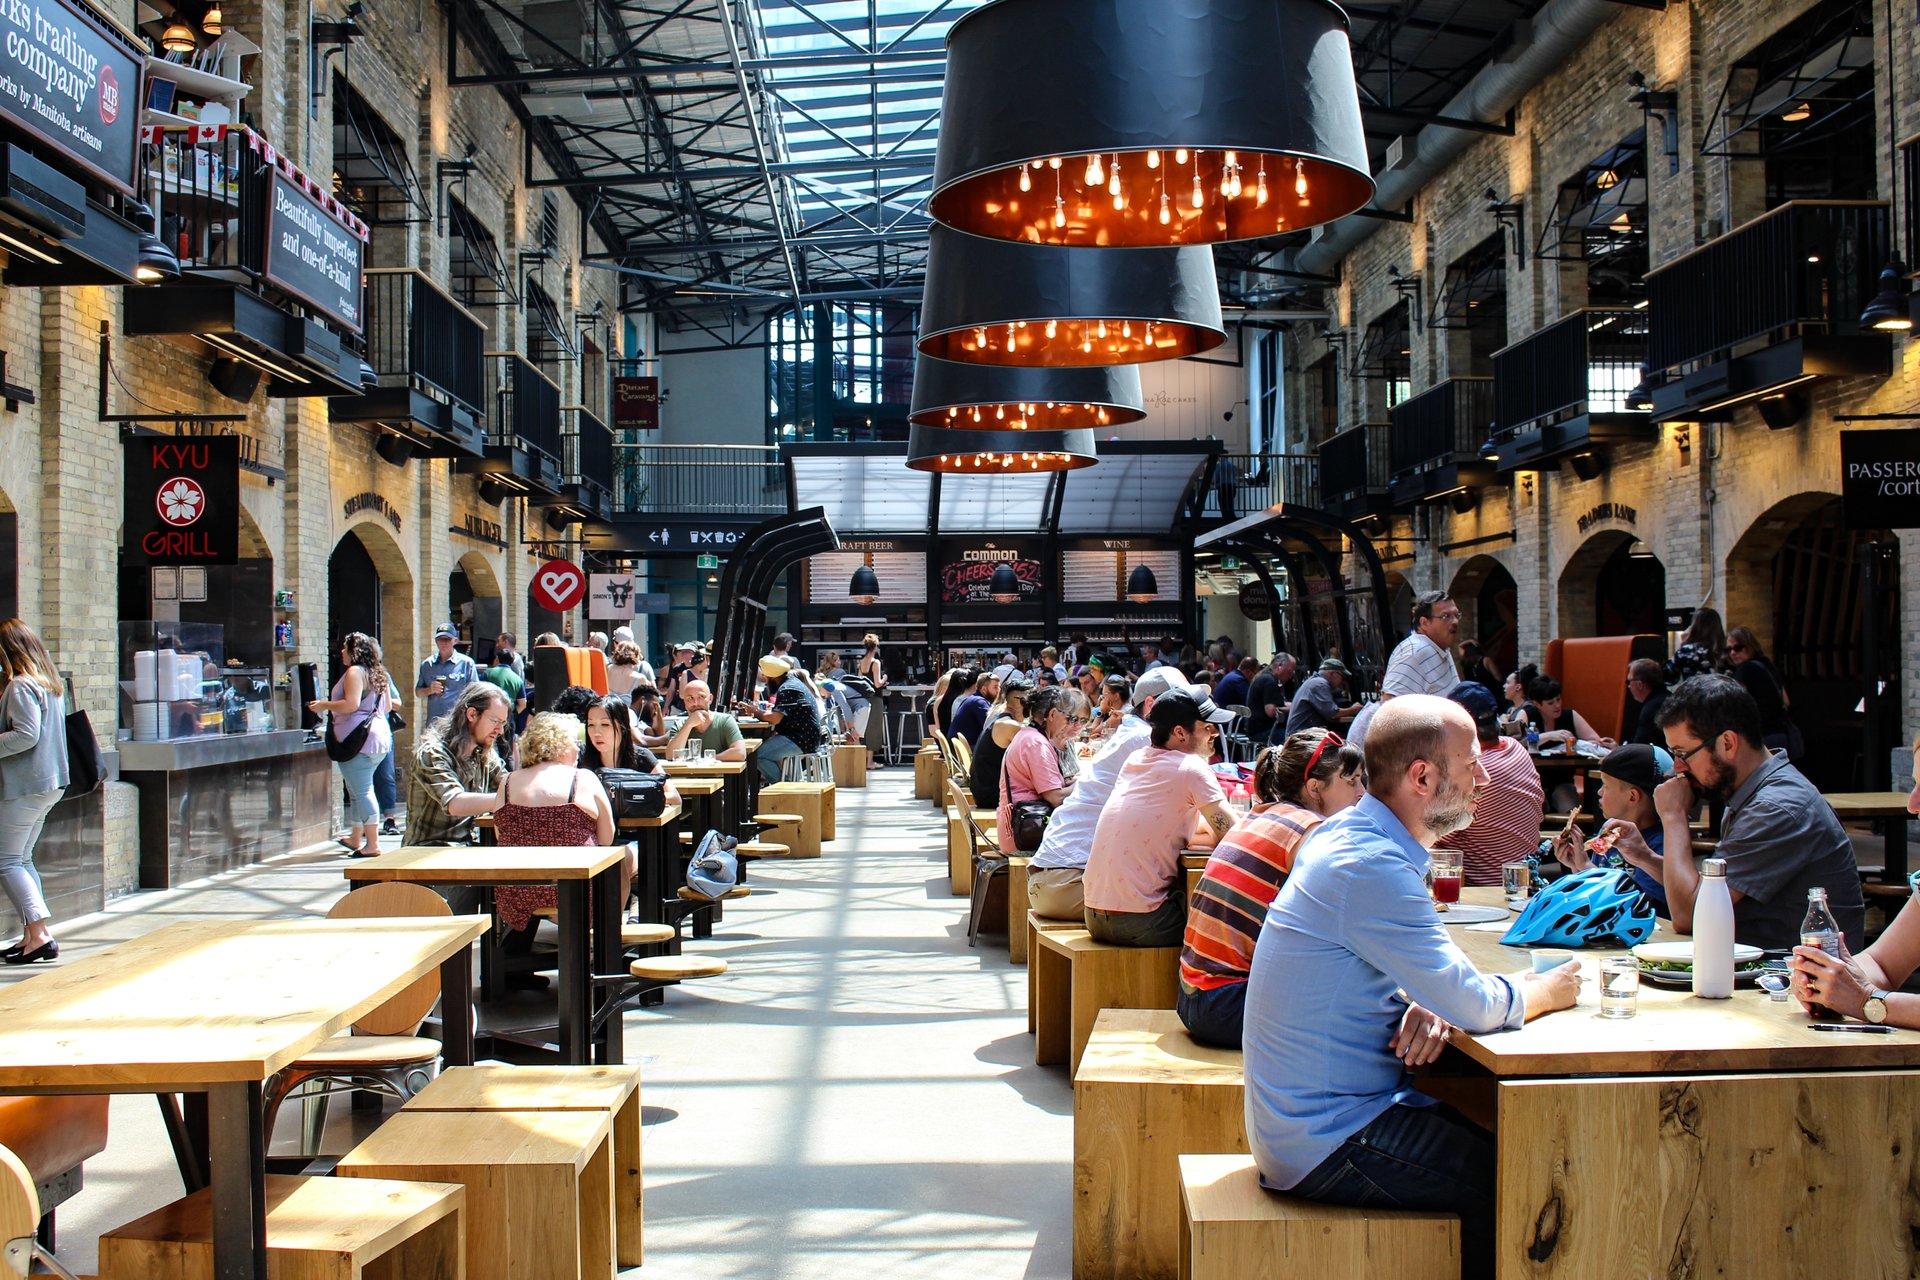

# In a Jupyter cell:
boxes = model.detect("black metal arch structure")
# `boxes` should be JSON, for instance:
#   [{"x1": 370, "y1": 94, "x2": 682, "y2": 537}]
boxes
[
  {"x1": 1195, "y1": 502, "x2": 1398, "y2": 688},
  {"x1": 710, "y1": 506, "x2": 841, "y2": 704}
]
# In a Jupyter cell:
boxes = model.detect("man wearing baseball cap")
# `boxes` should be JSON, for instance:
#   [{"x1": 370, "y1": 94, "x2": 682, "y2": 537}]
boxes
[
  {"x1": 1028, "y1": 668, "x2": 1185, "y2": 920},
  {"x1": 1285, "y1": 657, "x2": 1361, "y2": 738},
  {"x1": 1082, "y1": 686, "x2": 1239, "y2": 947},
  {"x1": 1436, "y1": 681, "x2": 1544, "y2": 886},
  {"x1": 1553, "y1": 742, "x2": 1675, "y2": 914},
  {"x1": 416, "y1": 622, "x2": 479, "y2": 723}
]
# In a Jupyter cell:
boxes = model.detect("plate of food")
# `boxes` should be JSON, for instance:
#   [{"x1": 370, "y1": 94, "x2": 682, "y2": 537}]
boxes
[{"x1": 1631, "y1": 941, "x2": 1768, "y2": 987}]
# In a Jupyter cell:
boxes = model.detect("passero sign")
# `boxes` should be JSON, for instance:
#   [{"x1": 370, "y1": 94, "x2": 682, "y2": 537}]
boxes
[
  {"x1": 123, "y1": 436, "x2": 239, "y2": 566},
  {"x1": 0, "y1": 0, "x2": 142, "y2": 193},
  {"x1": 531, "y1": 558, "x2": 587, "y2": 613},
  {"x1": 1841, "y1": 429, "x2": 1920, "y2": 529},
  {"x1": 262, "y1": 169, "x2": 366, "y2": 332}
]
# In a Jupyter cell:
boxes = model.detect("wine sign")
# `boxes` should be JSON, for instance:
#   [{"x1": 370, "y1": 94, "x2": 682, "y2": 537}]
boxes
[{"x1": 0, "y1": 0, "x2": 141, "y2": 193}]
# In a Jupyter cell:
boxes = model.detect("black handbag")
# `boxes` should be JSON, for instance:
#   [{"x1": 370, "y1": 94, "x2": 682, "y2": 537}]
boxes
[
  {"x1": 839, "y1": 674, "x2": 877, "y2": 698},
  {"x1": 1011, "y1": 799, "x2": 1054, "y2": 853},
  {"x1": 325, "y1": 712, "x2": 373, "y2": 762},
  {"x1": 387, "y1": 708, "x2": 406, "y2": 732},
  {"x1": 59, "y1": 680, "x2": 103, "y2": 800},
  {"x1": 599, "y1": 767, "x2": 667, "y2": 819}
]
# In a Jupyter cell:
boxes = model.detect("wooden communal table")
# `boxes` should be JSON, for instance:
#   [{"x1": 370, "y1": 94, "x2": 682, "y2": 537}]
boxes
[
  {"x1": 346, "y1": 845, "x2": 624, "y2": 1065},
  {"x1": 1825, "y1": 790, "x2": 1912, "y2": 880},
  {"x1": 622, "y1": 802, "x2": 685, "y2": 933},
  {"x1": 0, "y1": 916, "x2": 485, "y2": 1280},
  {"x1": 664, "y1": 755, "x2": 753, "y2": 842},
  {"x1": 1525, "y1": 748, "x2": 1598, "y2": 814},
  {"x1": 1442, "y1": 886, "x2": 1920, "y2": 1278}
]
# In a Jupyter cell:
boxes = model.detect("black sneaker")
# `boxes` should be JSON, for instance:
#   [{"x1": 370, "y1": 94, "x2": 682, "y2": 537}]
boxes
[{"x1": 380, "y1": 818, "x2": 400, "y2": 837}]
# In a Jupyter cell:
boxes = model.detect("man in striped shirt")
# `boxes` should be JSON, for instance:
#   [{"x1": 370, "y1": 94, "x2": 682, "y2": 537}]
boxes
[
  {"x1": 1434, "y1": 682, "x2": 1544, "y2": 885},
  {"x1": 1348, "y1": 591, "x2": 1463, "y2": 749}
]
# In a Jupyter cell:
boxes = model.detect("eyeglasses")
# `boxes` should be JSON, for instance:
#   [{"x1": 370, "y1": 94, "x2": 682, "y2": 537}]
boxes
[
  {"x1": 1304, "y1": 730, "x2": 1345, "y2": 774},
  {"x1": 1668, "y1": 740, "x2": 1713, "y2": 765}
]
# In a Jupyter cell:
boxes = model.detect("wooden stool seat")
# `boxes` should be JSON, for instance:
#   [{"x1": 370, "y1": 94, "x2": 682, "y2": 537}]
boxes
[
  {"x1": 1178, "y1": 1154, "x2": 1459, "y2": 1280},
  {"x1": 752, "y1": 812, "x2": 804, "y2": 826},
  {"x1": 338, "y1": 1109, "x2": 614, "y2": 1280},
  {"x1": 620, "y1": 922, "x2": 676, "y2": 947},
  {"x1": 678, "y1": 885, "x2": 750, "y2": 902},
  {"x1": 1030, "y1": 927, "x2": 1180, "y2": 1073},
  {"x1": 405, "y1": 1066, "x2": 644, "y2": 1269},
  {"x1": 831, "y1": 742, "x2": 868, "y2": 788},
  {"x1": 296, "y1": 1033, "x2": 442, "y2": 1067},
  {"x1": 737, "y1": 840, "x2": 810, "y2": 860},
  {"x1": 101, "y1": 1173, "x2": 465, "y2": 1280},
  {"x1": 629, "y1": 954, "x2": 728, "y2": 981}
]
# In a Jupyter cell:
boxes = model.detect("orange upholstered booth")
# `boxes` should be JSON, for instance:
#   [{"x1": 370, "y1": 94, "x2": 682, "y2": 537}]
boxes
[{"x1": 1544, "y1": 635, "x2": 1666, "y2": 742}]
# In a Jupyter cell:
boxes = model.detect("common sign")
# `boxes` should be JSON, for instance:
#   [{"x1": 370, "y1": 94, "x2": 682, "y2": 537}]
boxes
[
  {"x1": 531, "y1": 558, "x2": 587, "y2": 613},
  {"x1": 263, "y1": 169, "x2": 365, "y2": 332},
  {"x1": 939, "y1": 545, "x2": 1042, "y2": 605},
  {"x1": 1841, "y1": 429, "x2": 1920, "y2": 530},
  {"x1": 0, "y1": 0, "x2": 141, "y2": 193},
  {"x1": 123, "y1": 436, "x2": 239, "y2": 566}
]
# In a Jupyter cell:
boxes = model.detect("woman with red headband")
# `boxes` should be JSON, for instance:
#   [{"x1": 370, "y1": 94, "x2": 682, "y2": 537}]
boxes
[{"x1": 1176, "y1": 728, "x2": 1364, "y2": 1049}]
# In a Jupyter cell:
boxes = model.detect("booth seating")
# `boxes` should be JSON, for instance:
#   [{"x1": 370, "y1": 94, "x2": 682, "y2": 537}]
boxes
[
  {"x1": 0, "y1": 1094, "x2": 107, "y2": 1246},
  {"x1": 830, "y1": 743, "x2": 868, "y2": 788},
  {"x1": 339, "y1": 1108, "x2": 617, "y2": 1280},
  {"x1": 102, "y1": 1174, "x2": 467, "y2": 1280},
  {"x1": 1177, "y1": 1155, "x2": 1459, "y2": 1280},
  {"x1": 531, "y1": 646, "x2": 610, "y2": 707},
  {"x1": 1075, "y1": 1010, "x2": 1247, "y2": 1280},
  {"x1": 1030, "y1": 925, "x2": 1181, "y2": 1073},
  {"x1": 1543, "y1": 634, "x2": 1664, "y2": 744}
]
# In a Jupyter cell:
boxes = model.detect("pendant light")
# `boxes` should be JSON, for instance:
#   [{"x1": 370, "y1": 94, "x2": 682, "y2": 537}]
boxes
[
  {"x1": 202, "y1": 3, "x2": 223, "y2": 35},
  {"x1": 989, "y1": 563, "x2": 1023, "y2": 604},
  {"x1": 1124, "y1": 563, "x2": 1159, "y2": 603},
  {"x1": 918, "y1": 226, "x2": 1224, "y2": 367},
  {"x1": 930, "y1": 0, "x2": 1372, "y2": 247},
  {"x1": 849, "y1": 563, "x2": 880, "y2": 605},
  {"x1": 911, "y1": 354, "x2": 1145, "y2": 430},
  {"x1": 161, "y1": 20, "x2": 196, "y2": 52},
  {"x1": 905, "y1": 424, "x2": 1097, "y2": 474},
  {"x1": 1859, "y1": 0, "x2": 1913, "y2": 332}
]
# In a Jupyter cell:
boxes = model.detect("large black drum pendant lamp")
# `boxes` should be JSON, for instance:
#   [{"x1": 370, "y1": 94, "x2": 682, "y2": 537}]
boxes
[
  {"x1": 918, "y1": 226, "x2": 1224, "y2": 367},
  {"x1": 906, "y1": 424, "x2": 1097, "y2": 473},
  {"x1": 929, "y1": 0, "x2": 1373, "y2": 247},
  {"x1": 911, "y1": 354, "x2": 1145, "y2": 430}
]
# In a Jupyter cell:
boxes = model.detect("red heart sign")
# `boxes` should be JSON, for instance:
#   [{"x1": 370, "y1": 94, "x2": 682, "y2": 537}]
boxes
[{"x1": 531, "y1": 559, "x2": 587, "y2": 613}]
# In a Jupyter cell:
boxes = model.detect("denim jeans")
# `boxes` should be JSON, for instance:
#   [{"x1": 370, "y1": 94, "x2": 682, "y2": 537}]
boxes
[
  {"x1": 0, "y1": 788, "x2": 62, "y2": 926},
  {"x1": 1290, "y1": 1099, "x2": 1496, "y2": 1280},
  {"x1": 1176, "y1": 982, "x2": 1248, "y2": 1049},
  {"x1": 1083, "y1": 890, "x2": 1185, "y2": 948},
  {"x1": 337, "y1": 752, "x2": 385, "y2": 826},
  {"x1": 372, "y1": 749, "x2": 400, "y2": 818},
  {"x1": 756, "y1": 733, "x2": 803, "y2": 784}
]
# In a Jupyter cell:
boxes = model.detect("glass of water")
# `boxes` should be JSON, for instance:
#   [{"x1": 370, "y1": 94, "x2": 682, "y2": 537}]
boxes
[
  {"x1": 1502, "y1": 861, "x2": 1533, "y2": 909},
  {"x1": 1599, "y1": 956, "x2": 1639, "y2": 1020}
]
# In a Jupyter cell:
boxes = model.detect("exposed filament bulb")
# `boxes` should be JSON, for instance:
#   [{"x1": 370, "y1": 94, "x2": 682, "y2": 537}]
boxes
[
  {"x1": 1159, "y1": 192, "x2": 1172, "y2": 225},
  {"x1": 1295, "y1": 158, "x2": 1310, "y2": 206},
  {"x1": 1053, "y1": 197, "x2": 1067, "y2": 229},
  {"x1": 1096, "y1": 319, "x2": 1108, "y2": 339},
  {"x1": 1146, "y1": 150, "x2": 1161, "y2": 169},
  {"x1": 1018, "y1": 168, "x2": 1032, "y2": 192},
  {"x1": 1045, "y1": 319, "x2": 1058, "y2": 339},
  {"x1": 1086, "y1": 154, "x2": 1105, "y2": 186},
  {"x1": 972, "y1": 327, "x2": 986, "y2": 347},
  {"x1": 1174, "y1": 148, "x2": 1189, "y2": 164},
  {"x1": 1192, "y1": 175, "x2": 1205, "y2": 209},
  {"x1": 1048, "y1": 156, "x2": 1062, "y2": 169}
]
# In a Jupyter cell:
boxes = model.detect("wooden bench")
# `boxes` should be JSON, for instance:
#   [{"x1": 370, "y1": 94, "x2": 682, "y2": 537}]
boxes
[
  {"x1": 404, "y1": 1065, "x2": 644, "y2": 1269},
  {"x1": 831, "y1": 742, "x2": 869, "y2": 788},
  {"x1": 1025, "y1": 908, "x2": 1086, "y2": 1031},
  {"x1": 338, "y1": 1109, "x2": 615, "y2": 1280},
  {"x1": 759, "y1": 782, "x2": 833, "y2": 857},
  {"x1": 1177, "y1": 1154, "x2": 1459, "y2": 1280},
  {"x1": 1075, "y1": 1009, "x2": 1247, "y2": 1280},
  {"x1": 1006, "y1": 857, "x2": 1032, "y2": 963},
  {"x1": 915, "y1": 744, "x2": 944, "y2": 800},
  {"x1": 1031, "y1": 927, "x2": 1181, "y2": 1074},
  {"x1": 101, "y1": 1173, "x2": 466, "y2": 1280}
]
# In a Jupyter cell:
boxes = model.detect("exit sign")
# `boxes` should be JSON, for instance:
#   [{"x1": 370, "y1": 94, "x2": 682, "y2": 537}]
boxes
[
  {"x1": 1221, "y1": 555, "x2": 1240, "y2": 571},
  {"x1": 696, "y1": 554, "x2": 721, "y2": 570}
]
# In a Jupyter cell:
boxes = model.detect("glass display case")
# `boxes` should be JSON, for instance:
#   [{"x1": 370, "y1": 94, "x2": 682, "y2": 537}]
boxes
[{"x1": 119, "y1": 621, "x2": 277, "y2": 740}]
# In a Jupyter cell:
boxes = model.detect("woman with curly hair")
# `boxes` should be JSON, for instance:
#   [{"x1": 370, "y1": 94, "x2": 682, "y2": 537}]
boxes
[{"x1": 307, "y1": 632, "x2": 393, "y2": 857}]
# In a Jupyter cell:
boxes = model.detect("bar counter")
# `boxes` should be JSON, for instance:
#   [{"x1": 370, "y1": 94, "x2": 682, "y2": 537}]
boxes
[{"x1": 122, "y1": 730, "x2": 334, "y2": 888}]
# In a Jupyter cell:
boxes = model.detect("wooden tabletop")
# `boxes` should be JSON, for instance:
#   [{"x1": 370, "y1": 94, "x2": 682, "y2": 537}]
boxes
[
  {"x1": 345, "y1": 845, "x2": 624, "y2": 882},
  {"x1": 619, "y1": 803, "x2": 683, "y2": 830},
  {"x1": 672, "y1": 777, "x2": 724, "y2": 797},
  {"x1": 1445, "y1": 888, "x2": 1920, "y2": 1075},
  {"x1": 663, "y1": 759, "x2": 746, "y2": 776},
  {"x1": 0, "y1": 916, "x2": 487, "y2": 1087},
  {"x1": 1824, "y1": 791, "x2": 1912, "y2": 820}
]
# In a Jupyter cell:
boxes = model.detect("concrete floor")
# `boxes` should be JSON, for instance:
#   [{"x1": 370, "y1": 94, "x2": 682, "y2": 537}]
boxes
[{"x1": 5, "y1": 769, "x2": 1075, "y2": 1279}]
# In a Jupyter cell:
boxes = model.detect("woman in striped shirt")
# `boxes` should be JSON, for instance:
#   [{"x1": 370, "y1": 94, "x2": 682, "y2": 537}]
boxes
[{"x1": 1177, "y1": 728, "x2": 1365, "y2": 1048}]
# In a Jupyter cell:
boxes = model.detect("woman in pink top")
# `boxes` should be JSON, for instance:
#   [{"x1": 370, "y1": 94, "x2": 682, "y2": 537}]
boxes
[{"x1": 997, "y1": 686, "x2": 1087, "y2": 853}]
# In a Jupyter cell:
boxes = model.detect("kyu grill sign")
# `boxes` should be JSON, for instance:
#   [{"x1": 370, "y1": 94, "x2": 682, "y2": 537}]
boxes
[{"x1": 0, "y1": 0, "x2": 141, "y2": 192}]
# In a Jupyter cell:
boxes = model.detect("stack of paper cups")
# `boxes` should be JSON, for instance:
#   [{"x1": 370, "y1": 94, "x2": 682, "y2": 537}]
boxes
[
  {"x1": 133, "y1": 650, "x2": 158, "y2": 702},
  {"x1": 131, "y1": 703, "x2": 164, "y2": 742}
]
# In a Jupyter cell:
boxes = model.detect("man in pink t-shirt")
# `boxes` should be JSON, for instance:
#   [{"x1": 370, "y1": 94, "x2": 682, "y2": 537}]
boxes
[{"x1": 1083, "y1": 688, "x2": 1238, "y2": 947}]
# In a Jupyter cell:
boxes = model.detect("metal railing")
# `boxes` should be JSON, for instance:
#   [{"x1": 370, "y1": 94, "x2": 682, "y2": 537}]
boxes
[
  {"x1": 1389, "y1": 377, "x2": 1494, "y2": 477},
  {"x1": 615, "y1": 444, "x2": 786, "y2": 515},
  {"x1": 147, "y1": 125, "x2": 267, "y2": 282},
  {"x1": 1492, "y1": 308, "x2": 1647, "y2": 436},
  {"x1": 362, "y1": 269, "x2": 484, "y2": 413},
  {"x1": 562, "y1": 406, "x2": 615, "y2": 496},
  {"x1": 1646, "y1": 199, "x2": 1889, "y2": 372},
  {"x1": 1318, "y1": 422, "x2": 1390, "y2": 499},
  {"x1": 489, "y1": 353, "x2": 561, "y2": 465},
  {"x1": 1198, "y1": 453, "x2": 1319, "y2": 518}
]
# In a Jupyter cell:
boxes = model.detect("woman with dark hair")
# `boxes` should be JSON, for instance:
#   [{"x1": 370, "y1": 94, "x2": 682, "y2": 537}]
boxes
[
  {"x1": 1668, "y1": 606, "x2": 1725, "y2": 683},
  {"x1": 582, "y1": 694, "x2": 675, "y2": 908},
  {"x1": 968, "y1": 673, "x2": 1033, "y2": 811},
  {"x1": 1177, "y1": 728, "x2": 1365, "y2": 1048},
  {"x1": 1724, "y1": 625, "x2": 1794, "y2": 752},
  {"x1": 1523, "y1": 673, "x2": 1607, "y2": 749},
  {"x1": 934, "y1": 667, "x2": 979, "y2": 741},
  {"x1": 997, "y1": 686, "x2": 1086, "y2": 855},
  {"x1": 0, "y1": 618, "x2": 69, "y2": 964},
  {"x1": 307, "y1": 632, "x2": 393, "y2": 857}
]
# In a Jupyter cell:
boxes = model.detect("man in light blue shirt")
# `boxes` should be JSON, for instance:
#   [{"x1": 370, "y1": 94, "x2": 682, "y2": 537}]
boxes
[{"x1": 1243, "y1": 694, "x2": 1582, "y2": 1280}]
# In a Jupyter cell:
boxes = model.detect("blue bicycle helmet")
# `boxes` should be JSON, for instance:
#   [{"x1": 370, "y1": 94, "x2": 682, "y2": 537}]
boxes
[{"x1": 1501, "y1": 867, "x2": 1656, "y2": 948}]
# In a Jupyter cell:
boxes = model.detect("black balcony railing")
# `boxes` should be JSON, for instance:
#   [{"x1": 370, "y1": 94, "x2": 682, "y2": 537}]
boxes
[
  {"x1": 148, "y1": 125, "x2": 267, "y2": 282},
  {"x1": 1646, "y1": 200, "x2": 1889, "y2": 373},
  {"x1": 490, "y1": 353, "x2": 561, "y2": 465},
  {"x1": 1319, "y1": 422, "x2": 1390, "y2": 499},
  {"x1": 1198, "y1": 453, "x2": 1319, "y2": 518},
  {"x1": 362, "y1": 269, "x2": 484, "y2": 413},
  {"x1": 1389, "y1": 378, "x2": 1494, "y2": 477},
  {"x1": 617, "y1": 444, "x2": 786, "y2": 515},
  {"x1": 1493, "y1": 308, "x2": 1647, "y2": 436},
  {"x1": 563, "y1": 406, "x2": 615, "y2": 495}
]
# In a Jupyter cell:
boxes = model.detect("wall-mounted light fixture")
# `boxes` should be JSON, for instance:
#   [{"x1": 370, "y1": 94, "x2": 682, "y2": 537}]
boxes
[
  {"x1": 1484, "y1": 189, "x2": 1526, "y2": 267},
  {"x1": 309, "y1": 1, "x2": 363, "y2": 116},
  {"x1": 1627, "y1": 73, "x2": 1680, "y2": 174},
  {"x1": 1387, "y1": 264, "x2": 1422, "y2": 325}
]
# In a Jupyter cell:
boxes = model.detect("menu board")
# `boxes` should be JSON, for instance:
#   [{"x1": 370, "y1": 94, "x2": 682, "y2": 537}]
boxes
[
  {"x1": 263, "y1": 169, "x2": 365, "y2": 332},
  {"x1": 939, "y1": 544, "x2": 1043, "y2": 605},
  {"x1": 0, "y1": 0, "x2": 142, "y2": 192}
]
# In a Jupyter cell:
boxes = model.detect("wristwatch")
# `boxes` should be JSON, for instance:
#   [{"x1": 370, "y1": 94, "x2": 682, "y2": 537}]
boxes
[{"x1": 1864, "y1": 986, "x2": 1893, "y2": 1025}]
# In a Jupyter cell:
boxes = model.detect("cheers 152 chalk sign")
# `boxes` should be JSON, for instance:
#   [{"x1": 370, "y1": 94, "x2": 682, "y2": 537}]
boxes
[
  {"x1": 123, "y1": 437, "x2": 240, "y2": 566},
  {"x1": 939, "y1": 546, "x2": 1043, "y2": 604}
]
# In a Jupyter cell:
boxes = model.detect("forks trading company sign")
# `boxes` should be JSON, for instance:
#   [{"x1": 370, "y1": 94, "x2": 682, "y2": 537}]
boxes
[
  {"x1": 0, "y1": 0, "x2": 143, "y2": 194},
  {"x1": 123, "y1": 436, "x2": 240, "y2": 565}
]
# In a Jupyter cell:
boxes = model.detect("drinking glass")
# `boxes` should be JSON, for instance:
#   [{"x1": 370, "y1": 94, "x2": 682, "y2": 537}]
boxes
[
  {"x1": 1429, "y1": 850, "x2": 1463, "y2": 911},
  {"x1": 1502, "y1": 861, "x2": 1533, "y2": 909},
  {"x1": 1600, "y1": 956, "x2": 1639, "y2": 1019}
]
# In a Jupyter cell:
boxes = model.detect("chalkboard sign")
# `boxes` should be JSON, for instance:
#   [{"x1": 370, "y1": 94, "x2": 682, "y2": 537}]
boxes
[
  {"x1": 0, "y1": 0, "x2": 142, "y2": 193},
  {"x1": 939, "y1": 545, "x2": 1043, "y2": 605},
  {"x1": 262, "y1": 169, "x2": 365, "y2": 332}
]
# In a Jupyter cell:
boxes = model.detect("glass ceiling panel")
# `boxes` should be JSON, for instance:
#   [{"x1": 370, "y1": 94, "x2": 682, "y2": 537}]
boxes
[
  {"x1": 790, "y1": 452, "x2": 932, "y2": 532},
  {"x1": 1057, "y1": 453, "x2": 1211, "y2": 534},
  {"x1": 937, "y1": 470, "x2": 1053, "y2": 532}
]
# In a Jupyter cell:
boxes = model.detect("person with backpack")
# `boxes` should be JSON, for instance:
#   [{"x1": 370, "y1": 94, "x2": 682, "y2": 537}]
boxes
[{"x1": 0, "y1": 619, "x2": 70, "y2": 965}]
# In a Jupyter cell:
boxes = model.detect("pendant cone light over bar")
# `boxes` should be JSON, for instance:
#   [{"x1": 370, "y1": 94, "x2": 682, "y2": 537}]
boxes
[
  {"x1": 918, "y1": 226, "x2": 1225, "y2": 367},
  {"x1": 910, "y1": 354, "x2": 1146, "y2": 429},
  {"x1": 929, "y1": 0, "x2": 1373, "y2": 247},
  {"x1": 906, "y1": 424, "x2": 1098, "y2": 473}
]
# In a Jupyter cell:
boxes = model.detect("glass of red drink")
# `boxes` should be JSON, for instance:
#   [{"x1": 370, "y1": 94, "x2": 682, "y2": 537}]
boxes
[{"x1": 1429, "y1": 850, "x2": 1463, "y2": 911}]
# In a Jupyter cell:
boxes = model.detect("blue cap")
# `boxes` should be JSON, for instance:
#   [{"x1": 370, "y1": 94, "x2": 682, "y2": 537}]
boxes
[{"x1": 1446, "y1": 680, "x2": 1499, "y2": 720}]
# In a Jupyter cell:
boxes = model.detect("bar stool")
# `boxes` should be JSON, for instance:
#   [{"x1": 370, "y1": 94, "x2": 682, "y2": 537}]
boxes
[{"x1": 892, "y1": 695, "x2": 926, "y2": 766}]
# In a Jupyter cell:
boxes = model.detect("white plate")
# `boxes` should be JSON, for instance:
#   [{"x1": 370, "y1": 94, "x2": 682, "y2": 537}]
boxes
[
  {"x1": 1639, "y1": 966, "x2": 1766, "y2": 989},
  {"x1": 1436, "y1": 904, "x2": 1509, "y2": 925},
  {"x1": 1632, "y1": 941, "x2": 1764, "y2": 967}
]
